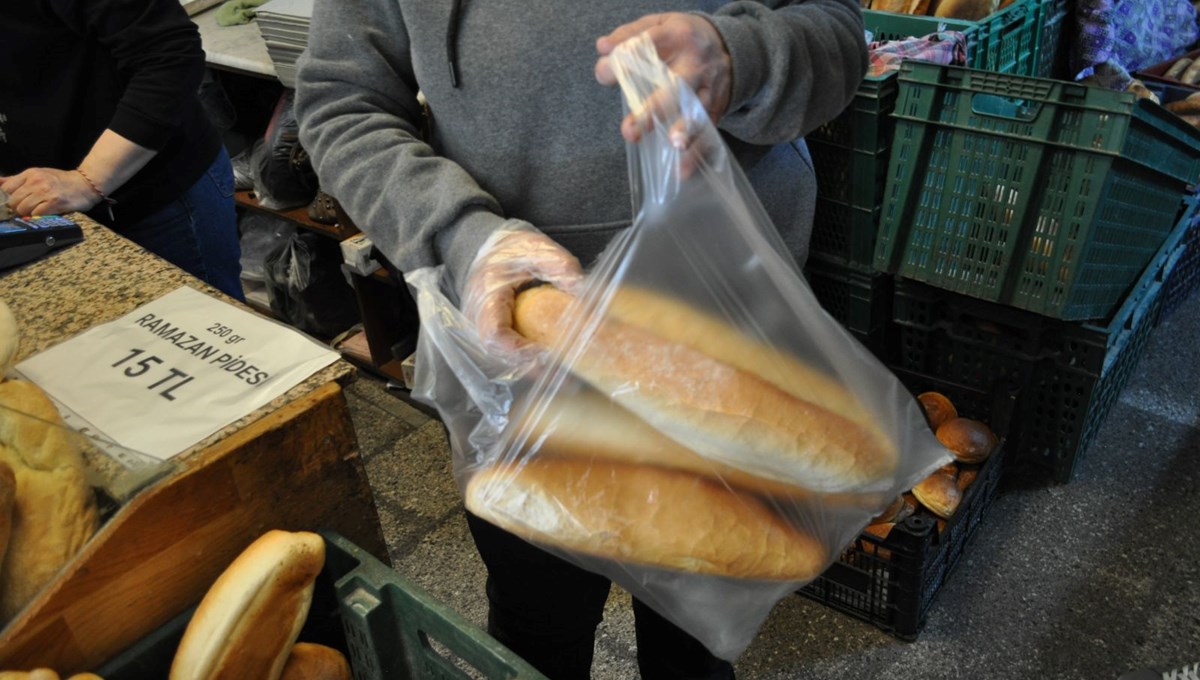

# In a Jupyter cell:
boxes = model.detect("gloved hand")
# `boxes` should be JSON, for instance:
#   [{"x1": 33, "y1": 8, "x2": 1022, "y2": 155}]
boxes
[{"x1": 462, "y1": 223, "x2": 584, "y2": 361}]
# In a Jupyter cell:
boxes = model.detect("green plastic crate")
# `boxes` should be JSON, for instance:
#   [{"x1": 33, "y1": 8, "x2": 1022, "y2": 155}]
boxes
[
  {"x1": 1160, "y1": 192, "x2": 1200, "y2": 323},
  {"x1": 888, "y1": 196, "x2": 1191, "y2": 482},
  {"x1": 96, "y1": 531, "x2": 547, "y2": 680},
  {"x1": 1032, "y1": 0, "x2": 1069, "y2": 78},
  {"x1": 875, "y1": 61, "x2": 1200, "y2": 321},
  {"x1": 865, "y1": 0, "x2": 1038, "y2": 76}
]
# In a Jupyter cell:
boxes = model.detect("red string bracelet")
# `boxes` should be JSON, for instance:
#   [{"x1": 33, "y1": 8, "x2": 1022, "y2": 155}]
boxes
[{"x1": 76, "y1": 168, "x2": 116, "y2": 219}]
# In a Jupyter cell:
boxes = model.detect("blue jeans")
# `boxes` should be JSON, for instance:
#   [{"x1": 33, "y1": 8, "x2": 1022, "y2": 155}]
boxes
[{"x1": 119, "y1": 147, "x2": 244, "y2": 300}]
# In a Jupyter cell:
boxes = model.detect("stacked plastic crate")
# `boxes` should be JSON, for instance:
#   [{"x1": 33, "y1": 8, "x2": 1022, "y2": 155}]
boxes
[{"x1": 799, "y1": 0, "x2": 1200, "y2": 640}]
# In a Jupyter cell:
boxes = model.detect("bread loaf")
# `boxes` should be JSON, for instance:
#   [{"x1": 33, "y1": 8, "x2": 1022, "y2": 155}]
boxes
[
  {"x1": 466, "y1": 458, "x2": 828, "y2": 580},
  {"x1": 0, "y1": 300, "x2": 17, "y2": 378},
  {"x1": 279, "y1": 643, "x2": 351, "y2": 680},
  {"x1": 170, "y1": 530, "x2": 326, "y2": 680},
  {"x1": 0, "y1": 461, "x2": 14, "y2": 576},
  {"x1": 512, "y1": 389, "x2": 886, "y2": 507},
  {"x1": 0, "y1": 380, "x2": 98, "y2": 623},
  {"x1": 512, "y1": 285, "x2": 896, "y2": 493}
]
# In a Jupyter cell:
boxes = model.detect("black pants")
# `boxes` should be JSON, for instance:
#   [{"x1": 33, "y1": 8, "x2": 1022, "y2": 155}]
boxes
[{"x1": 466, "y1": 511, "x2": 736, "y2": 680}]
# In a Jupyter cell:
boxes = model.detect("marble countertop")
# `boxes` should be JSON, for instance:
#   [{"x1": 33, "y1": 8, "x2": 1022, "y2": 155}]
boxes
[
  {"x1": 0, "y1": 215, "x2": 354, "y2": 488},
  {"x1": 193, "y1": 5, "x2": 277, "y2": 79}
]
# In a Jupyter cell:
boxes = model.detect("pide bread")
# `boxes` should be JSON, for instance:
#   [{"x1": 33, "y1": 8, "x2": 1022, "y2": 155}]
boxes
[
  {"x1": 466, "y1": 458, "x2": 828, "y2": 580},
  {"x1": 279, "y1": 643, "x2": 352, "y2": 680},
  {"x1": 511, "y1": 285, "x2": 896, "y2": 493},
  {"x1": 0, "y1": 379, "x2": 98, "y2": 623},
  {"x1": 170, "y1": 530, "x2": 325, "y2": 680},
  {"x1": 513, "y1": 389, "x2": 890, "y2": 512}
]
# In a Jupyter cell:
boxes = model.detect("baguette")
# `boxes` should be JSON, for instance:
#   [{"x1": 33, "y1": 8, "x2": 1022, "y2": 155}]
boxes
[
  {"x1": 1181, "y1": 58, "x2": 1200, "y2": 86},
  {"x1": 512, "y1": 285, "x2": 896, "y2": 493},
  {"x1": 170, "y1": 530, "x2": 326, "y2": 680},
  {"x1": 466, "y1": 458, "x2": 828, "y2": 580},
  {"x1": 1165, "y1": 57, "x2": 1194, "y2": 81},
  {"x1": 512, "y1": 389, "x2": 888, "y2": 507}
]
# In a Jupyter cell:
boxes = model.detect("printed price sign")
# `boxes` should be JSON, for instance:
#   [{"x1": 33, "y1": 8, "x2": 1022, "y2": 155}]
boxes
[{"x1": 16, "y1": 286, "x2": 340, "y2": 460}]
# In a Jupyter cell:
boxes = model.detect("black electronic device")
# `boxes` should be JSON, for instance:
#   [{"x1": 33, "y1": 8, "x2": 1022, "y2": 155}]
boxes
[{"x1": 0, "y1": 214, "x2": 85, "y2": 270}]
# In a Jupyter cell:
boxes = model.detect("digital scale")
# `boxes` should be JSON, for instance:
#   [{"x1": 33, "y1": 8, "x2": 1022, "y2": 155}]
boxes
[{"x1": 0, "y1": 215, "x2": 85, "y2": 271}]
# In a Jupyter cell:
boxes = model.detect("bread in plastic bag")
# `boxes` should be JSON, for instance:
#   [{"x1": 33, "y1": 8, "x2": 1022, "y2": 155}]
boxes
[{"x1": 407, "y1": 33, "x2": 951, "y2": 660}]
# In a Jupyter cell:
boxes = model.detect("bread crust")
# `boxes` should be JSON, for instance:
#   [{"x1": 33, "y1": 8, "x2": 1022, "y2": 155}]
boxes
[
  {"x1": 169, "y1": 530, "x2": 326, "y2": 680},
  {"x1": 279, "y1": 643, "x2": 352, "y2": 680},
  {"x1": 934, "y1": 0, "x2": 998, "y2": 19},
  {"x1": 466, "y1": 458, "x2": 828, "y2": 580},
  {"x1": 512, "y1": 285, "x2": 896, "y2": 493},
  {"x1": 0, "y1": 380, "x2": 98, "y2": 623}
]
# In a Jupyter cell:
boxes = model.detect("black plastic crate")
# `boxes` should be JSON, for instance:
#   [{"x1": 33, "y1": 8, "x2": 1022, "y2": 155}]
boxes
[
  {"x1": 805, "y1": 257, "x2": 893, "y2": 358},
  {"x1": 888, "y1": 196, "x2": 1183, "y2": 482},
  {"x1": 797, "y1": 375, "x2": 1016, "y2": 640}
]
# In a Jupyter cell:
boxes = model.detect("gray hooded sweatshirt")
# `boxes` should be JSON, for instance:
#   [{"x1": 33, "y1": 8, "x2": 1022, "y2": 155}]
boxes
[{"x1": 295, "y1": 1, "x2": 867, "y2": 295}]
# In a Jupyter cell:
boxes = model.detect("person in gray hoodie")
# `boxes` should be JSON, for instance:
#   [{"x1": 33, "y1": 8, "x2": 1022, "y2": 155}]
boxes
[{"x1": 297, "y1": 2, "x2": 866, "y2": 678}]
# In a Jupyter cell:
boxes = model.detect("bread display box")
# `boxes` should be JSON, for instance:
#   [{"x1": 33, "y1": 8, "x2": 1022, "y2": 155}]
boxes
[
  {"x1": 93, "y1": 531, "x2": 546, "y2": 680},
  {"x1": 0, "y1": 215, "x2": 386, "y2": 673}
]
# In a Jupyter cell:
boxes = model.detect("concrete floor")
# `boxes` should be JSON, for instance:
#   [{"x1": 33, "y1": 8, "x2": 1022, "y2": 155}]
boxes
[{"x1": 342, "y1": 293, "x2": 1200, "y2": 680}]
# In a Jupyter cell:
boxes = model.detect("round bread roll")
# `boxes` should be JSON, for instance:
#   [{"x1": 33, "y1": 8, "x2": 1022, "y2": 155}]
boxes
[
  {"x1": 512, "y1": 285, "x2": 897, "y2": 493},
  {"x1": 936, "y1": 418, "x2": 998, "y2": 464},
  {"x1": 0, "y1": 380, "x2": 99, "y2": 623},
  {"x1": 916, "y1": 392, "x2": 958, "y2": 431},
  {"x1": 170, "y1": 530, "x2": 326, "y2": 680},
  {"x1": 466, "y1": 458, "x2": 828, "y2": 581},
  {"x1": 0, "y1": 300, "x2": 17, "y2": 378},
  {"x1": 957, "y1": 465, "x2": 980, "y2": 492},
  {"x1": 280, "y1": 643, "x2": 351, "y2": 680},
  {"x1": 870, "y1": 495, "x2": 906, "y2": 524},
  {"x1": 860, "y1": 522, "x2": 894, "y2": 560},
  {"x1": 911, "y1": 469, "x2": 962, "y2": 519}
]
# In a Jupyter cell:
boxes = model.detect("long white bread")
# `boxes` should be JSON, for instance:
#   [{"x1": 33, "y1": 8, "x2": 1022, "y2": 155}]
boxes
[
  {"x1": 169, "y1": 530, "x2": 325, "y2": 680},
  {"x1": 512, "y1": 286, "x2": 896, "y2": 492},
  {"x1": 466, "y1": 458, "x2": 828, "y2": 580},
  {"x1": 514, "y1": 388, "x2": 887, "y2": 509}
]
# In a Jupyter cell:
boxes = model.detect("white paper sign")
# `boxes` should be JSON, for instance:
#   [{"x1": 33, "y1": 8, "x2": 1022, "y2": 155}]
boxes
[{"x1": 17, "y1": 286, "x2": 340, "y2": 460}]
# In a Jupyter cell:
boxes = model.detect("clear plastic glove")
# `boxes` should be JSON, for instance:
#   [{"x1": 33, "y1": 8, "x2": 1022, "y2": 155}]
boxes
[{"x1": 461, "y1": 223, "x2": 584, "y2": 362}]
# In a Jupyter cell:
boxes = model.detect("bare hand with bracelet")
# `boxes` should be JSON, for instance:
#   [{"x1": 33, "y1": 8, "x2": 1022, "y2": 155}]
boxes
[{"x1": 0, "y1": 168, "x2": 106, "y2": 217}]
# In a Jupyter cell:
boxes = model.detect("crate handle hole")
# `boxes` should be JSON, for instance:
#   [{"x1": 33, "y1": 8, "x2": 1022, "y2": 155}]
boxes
[
  {"x1": 419, "y1": 630, "x2": 490, "y2": 680},
  {"x1": 971, "y1": 93, "x2": 1041, "y2": 122}
]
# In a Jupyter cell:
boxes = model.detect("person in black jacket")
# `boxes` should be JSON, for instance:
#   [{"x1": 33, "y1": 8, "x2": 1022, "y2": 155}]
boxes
[{"x1": 0, "y1": 0, "x2": 242, "y2": 299}]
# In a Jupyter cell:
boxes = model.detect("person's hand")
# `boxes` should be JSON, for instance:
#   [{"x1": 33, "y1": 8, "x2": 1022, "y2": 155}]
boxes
[
  {"x1": 462, "y1": 227, "x2": 584, "y2": 362},
  {"x1": 0, "y1": 168, "x2": 102, "y2": 217},
  {"x1": 594, "y1": 12, "x2": 732, "y2": 146}
]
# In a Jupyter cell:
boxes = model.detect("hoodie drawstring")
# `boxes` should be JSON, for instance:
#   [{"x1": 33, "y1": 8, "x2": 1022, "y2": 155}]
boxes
[{"x1": 447, "y1": 0, "x2": 464, "y2": 87}]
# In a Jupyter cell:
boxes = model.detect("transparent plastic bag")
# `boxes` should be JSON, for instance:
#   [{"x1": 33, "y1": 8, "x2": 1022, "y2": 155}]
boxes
[{"x1": 408, "y1": 34, "x2": 951, "y2": 660}]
